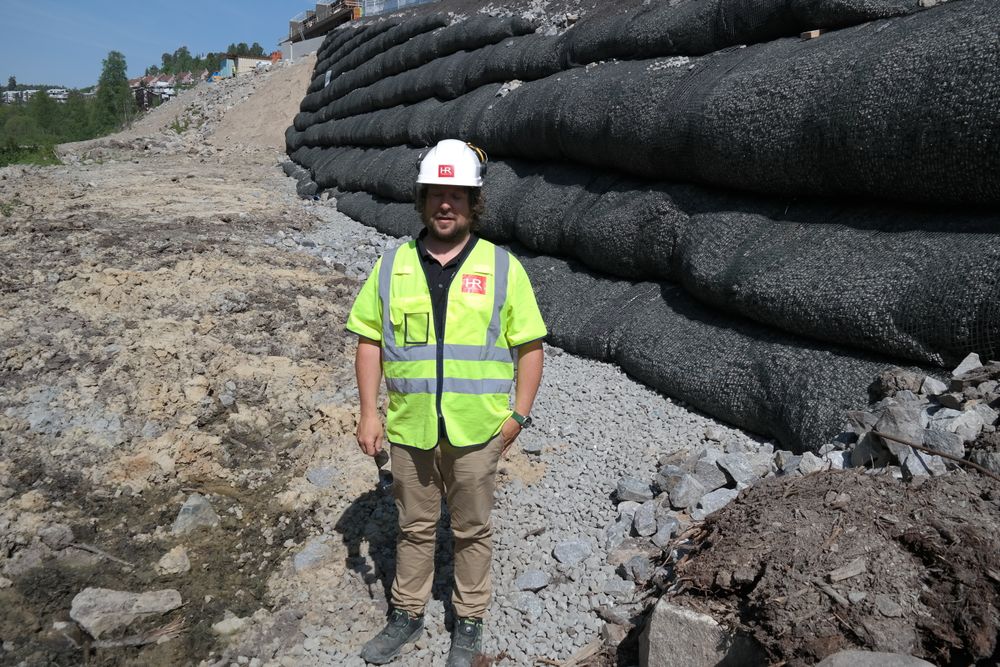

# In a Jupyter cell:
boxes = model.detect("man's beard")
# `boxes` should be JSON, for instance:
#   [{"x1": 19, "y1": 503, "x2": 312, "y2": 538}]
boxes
[{"x1": 425, "y1": 216, "x2": 471, "y2": 242}]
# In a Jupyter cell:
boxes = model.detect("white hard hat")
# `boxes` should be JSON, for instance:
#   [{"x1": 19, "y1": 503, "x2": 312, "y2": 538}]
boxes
[{"x1": 416, "y1": 139, "x2": 487, "y2": 188}]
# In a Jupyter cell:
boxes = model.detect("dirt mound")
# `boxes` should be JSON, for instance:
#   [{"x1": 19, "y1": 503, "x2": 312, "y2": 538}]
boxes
[
  {"x1": 671, "y1": 470, "x2": 1000, "y2": 665},
  {"x1": 209, "y1": 55, "x2": 316, "y2": 152}
]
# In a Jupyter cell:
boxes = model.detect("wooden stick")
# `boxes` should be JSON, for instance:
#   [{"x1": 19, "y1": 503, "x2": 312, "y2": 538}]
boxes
[
  {"x1": 872, "y1": 431, "x2": 1000, "y2": 484},
  {"x1": 92, "y1": 617, "x2": 185, "y2": 648},
  {"x1": 68, "y1": 542, "x2": 134, "y2": 568}
]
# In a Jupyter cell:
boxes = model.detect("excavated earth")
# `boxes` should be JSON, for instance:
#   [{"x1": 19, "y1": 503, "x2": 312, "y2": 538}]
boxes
[
  {"x1": 672, "y1": 470, "x2": 1000, "y2": 666},
  {"x1": 1, "y1": 19, "x2": 999, "y2": 667}
]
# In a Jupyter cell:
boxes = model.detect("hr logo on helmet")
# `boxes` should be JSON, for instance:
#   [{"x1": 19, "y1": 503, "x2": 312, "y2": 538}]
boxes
[
  {"x1": 461, "y1": 274, "x2": 487, "y2": 295},
  {"x1": 438, "y1": 164, "x2": 454, "y2": 178}
]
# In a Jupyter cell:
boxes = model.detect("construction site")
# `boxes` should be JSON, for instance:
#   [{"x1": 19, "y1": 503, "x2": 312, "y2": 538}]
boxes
[{"x1": 1, "y1": 0, "x2": 999, "y2": 665}]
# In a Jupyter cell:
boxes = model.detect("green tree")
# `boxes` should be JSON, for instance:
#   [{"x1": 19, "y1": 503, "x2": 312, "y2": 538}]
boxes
[
  {"x1": 3, "y1": 114, "x2": 44, "y2": 146},
  {"x1": 64, "y1": 92, "x2": 93, "y2": 141},
  {"x1": 145, "y1": 64, "x2": 160, "y2": 76},
  {"x1": 6, "y1": 75, "x2": 15, "y2": 91},
  {"x1": 27, "y1": 90, "x2": 60, "y2": 136},
  {"x1": 94, "y1": 50, "x2": 135, "y2": 132},
  {"x1": 250, "y1": 42, "x2": 265, "y2": 57},
  {"x1": 170, "y1": 46, "x2": 190, "y2": 73},
  {"x1": 236, "y1": 42, "x2": 249, "y2": 56}
]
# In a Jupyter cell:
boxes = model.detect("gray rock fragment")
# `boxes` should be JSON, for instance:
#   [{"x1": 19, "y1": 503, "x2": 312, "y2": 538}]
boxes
[
  {"x1": 875, "y1": 594, "x2": 904, "y2": 617},
  {"x1": 510, "y1": 591, "x2": 543, "y2": 617},
  {"x1": 293, "y1": 538, "x2": 333, "y2": 573},
  {"x1": 652, "y1": 515, "x2": 679, "y2": 548},
  {"x1": 38, "y1": 523, "x2": 74, "y2": 550},
  {"x1": 921, "y1": 429, "x2": 964, "y2": 459},
  {"x1": 623, "y1": 554, "x2": 654, "y2": 583},
  {"x1": 797, "y1": 451, "x2": 826, "y2": 475},
  {"x1": 617, "y1": 477, "x2": 654, "y2": 502},
  {"x1": 949, "y1": 410, "x2": 985, "y2": 442},
  {"x1": 305, "y1": 466, "x2": 337, "y2": 489},
  {"x1": 171, "y1": 493, "x2": 220, "y2": 535},
  {"x1": 920, "y1": 376, "x2": 948, "y2": 396},
  {"x1": 874, "y1": 406, "x2": 925, "y2": 449},
  {"x1": 602, "y1": 576, "x2": 636, "y2": 598},
  {"x1": 974, "y1": 403, "x2": 999, "y2": 427},
  {"x1": 632, "y1": 501, "x2": 657, "y2": 537},
  {"x1": 639, "y1": 599, "x2": 764, "y2": 667},
  {"x1": 514, "y1": 569, "x2": 550, "y2": 592},
  {"x1": 774, "y1": 450, "x2": 801, "y2": 473},
  {"x1": 668, "y1": 474, "x2": 705, "y2": 510},
  {"x1": 691, "y1": 487, "x2": 739, "y2": 521},
  {"x1": 553, "y1": 539, "x2": 591, "y2": 566},
  {"x1": 952, "y1": 352, "x2": 982, "y2": 377},
  {"x1": 655, "y1": 465, "x2": 686, "y2": 493},
  {"x1": 693, "y1": 458, "x2": 727, "y2": 492},
  {"x1": 969, "y1": 450, "x2": 1000, "y2": 475},
  {"x1": 70, "y1": 587, "x2": 182, "y2": 639},
  {"x1": 717, "y1": 453, "x2": 756, "y2": 486}
]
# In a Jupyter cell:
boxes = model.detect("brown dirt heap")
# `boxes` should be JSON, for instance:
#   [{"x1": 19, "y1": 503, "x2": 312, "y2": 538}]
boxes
[{"x1": 671, "y1": 470, "x2": 1000, "y2": 665}]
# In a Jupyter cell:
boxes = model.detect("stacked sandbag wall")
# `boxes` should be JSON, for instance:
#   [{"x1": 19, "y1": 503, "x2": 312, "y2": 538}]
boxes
[{"x1": 285, "y1": 0, "x2": 1000, "y2": 453}]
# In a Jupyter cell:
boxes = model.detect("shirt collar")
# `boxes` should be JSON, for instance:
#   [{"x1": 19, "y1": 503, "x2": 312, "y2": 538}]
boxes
[{"x1": 416, "y1": 229, "x2": 479, "y2": 268}]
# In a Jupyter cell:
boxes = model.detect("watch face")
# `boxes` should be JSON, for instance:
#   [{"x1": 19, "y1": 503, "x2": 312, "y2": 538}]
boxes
[{"x1": 522, "y1": 416, "x2": 533, "y2": 428}]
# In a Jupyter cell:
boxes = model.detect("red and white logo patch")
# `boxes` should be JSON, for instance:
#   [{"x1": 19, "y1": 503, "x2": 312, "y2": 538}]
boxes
[
  {"x1": 438, "y1": 164, "x2": 455, "y2": 178},
  {"x1": 461, "y1": 274, "x2": 487, "y2": 295}
]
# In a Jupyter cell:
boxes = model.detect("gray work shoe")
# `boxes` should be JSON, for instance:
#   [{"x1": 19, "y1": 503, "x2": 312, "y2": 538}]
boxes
[
  {"x1": 445, "y1": 617, "x2": 483, "y2": 667},
  {"x1": 359, "y1": 609, "x2": 424, "y2": 664}
]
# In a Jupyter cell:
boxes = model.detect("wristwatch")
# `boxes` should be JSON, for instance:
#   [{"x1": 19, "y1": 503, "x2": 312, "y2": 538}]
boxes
[{"x1": 511, "y1": 411, "x2": 533, "y2": 428}]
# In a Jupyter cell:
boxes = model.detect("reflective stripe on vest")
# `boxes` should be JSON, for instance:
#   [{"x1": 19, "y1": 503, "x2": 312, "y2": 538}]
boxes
[{"x1": 385, "y1": 377, "x2": 515, "y2": 395}]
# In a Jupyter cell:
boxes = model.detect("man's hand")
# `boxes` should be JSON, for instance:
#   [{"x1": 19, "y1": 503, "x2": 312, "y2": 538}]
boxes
[
  {"x1": 357, "y1": 414, "x2": 384, "y2": 456},
  {"x1": 500, "y1": 417, "x2": 522, "y2": 455}
]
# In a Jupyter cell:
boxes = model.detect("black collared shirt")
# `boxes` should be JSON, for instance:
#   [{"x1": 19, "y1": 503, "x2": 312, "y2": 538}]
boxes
[{"x1": 415, "y1": 229, "x2": 479, "y2": 340}]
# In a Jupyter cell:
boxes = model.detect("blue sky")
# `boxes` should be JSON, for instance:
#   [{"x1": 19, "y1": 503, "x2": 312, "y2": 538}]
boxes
[{"x1": 0, "y1": 0, "x2": 311, "y2": 88}]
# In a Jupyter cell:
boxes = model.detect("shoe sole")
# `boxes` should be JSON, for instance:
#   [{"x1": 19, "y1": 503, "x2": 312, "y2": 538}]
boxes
[{"x1": 360, "y1": 626, "x2": 424, "y2": 665}]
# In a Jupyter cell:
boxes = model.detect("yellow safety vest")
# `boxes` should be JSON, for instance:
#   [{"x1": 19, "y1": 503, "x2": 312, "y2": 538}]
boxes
[{"x1": 347, "y1": 237, "x2": 546, "y2": 449}]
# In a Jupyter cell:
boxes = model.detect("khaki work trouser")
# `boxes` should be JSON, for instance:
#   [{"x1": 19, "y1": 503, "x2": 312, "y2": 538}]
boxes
[{"x1": 389, "y1": 432, "x2": 504, "y2": 619}]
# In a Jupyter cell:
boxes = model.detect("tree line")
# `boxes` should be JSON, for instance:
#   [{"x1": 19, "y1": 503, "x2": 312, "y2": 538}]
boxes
[
  {"x1": 145, "y1": 43, "x2": 267, "y2": 77},
  {"x1": 2, "y1": 41, "x2": 270, "y2": 166},
  {"x1": 1, "y1": 51, "x2": 135, "y2": 165}
]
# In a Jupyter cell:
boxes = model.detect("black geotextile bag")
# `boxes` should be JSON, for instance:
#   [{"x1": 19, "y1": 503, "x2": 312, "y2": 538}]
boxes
[
  {"x1": 300, "y1": 15, "x2": 535, "y2": 114},
  {"x1": 309, "y1": 20, "x2": 403, "y2": 92},
  {"x1": 290, "y1": 139, "x2": 1000, "y2": 366},
  {"x1": 675, "y1": 207, "x2": 1000, "y2": 367},
  {"x1": 297, "y1": 1, "x2": 1000, "y2": 206},
  {"x1": 522, "y1": 253, "x2": 909, "y2": 453},
  {"x1": 558, "y1": 0, "x2": 930, "y2": 64}
]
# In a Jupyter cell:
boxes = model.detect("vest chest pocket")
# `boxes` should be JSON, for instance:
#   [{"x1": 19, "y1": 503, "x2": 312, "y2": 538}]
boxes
[{"x1": 389, "y1": 295, "x2": 432, "y2": 346}]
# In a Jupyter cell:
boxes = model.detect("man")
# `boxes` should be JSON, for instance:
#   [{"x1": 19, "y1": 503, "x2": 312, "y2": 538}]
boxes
[{"x1": 346, "y1": 139, "x2": 546, "y2": 666}]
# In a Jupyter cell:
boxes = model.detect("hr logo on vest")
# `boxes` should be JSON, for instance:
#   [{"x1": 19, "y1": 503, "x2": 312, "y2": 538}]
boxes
[
  {"x1": 438, "y1": 164, "x2": 454, "y2": 178},
  {"x1": 461, "y1": 274, "x2": 487, "y2": 295}
]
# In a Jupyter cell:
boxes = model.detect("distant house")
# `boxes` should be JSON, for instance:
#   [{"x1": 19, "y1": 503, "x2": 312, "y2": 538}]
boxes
[
  {"x1": 1, "y1": 88, "x2": 73, "y2": 104},
  {"x1": 233, "y1": 55, "x2": 272, "y2": 76}
]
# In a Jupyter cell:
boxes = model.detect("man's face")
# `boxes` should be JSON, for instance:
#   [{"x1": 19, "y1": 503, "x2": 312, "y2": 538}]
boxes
[{"x1": 423, "y1": 185, "x2": 472, "y2": 242}]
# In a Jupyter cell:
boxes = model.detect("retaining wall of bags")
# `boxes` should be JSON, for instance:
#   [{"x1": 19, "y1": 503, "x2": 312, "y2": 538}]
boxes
[{"x1": 285, "y1": 0, "x2": 1000, "y2": 452}]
